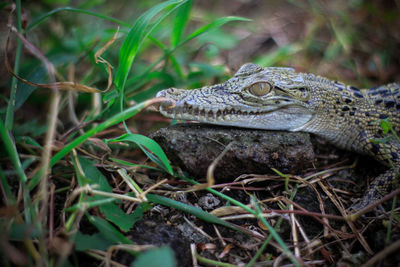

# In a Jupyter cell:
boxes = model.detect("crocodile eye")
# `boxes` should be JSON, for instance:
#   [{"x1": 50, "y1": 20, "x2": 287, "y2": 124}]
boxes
[{"x1": 249, "y1": 82, "x2": 272, "y2": 96}]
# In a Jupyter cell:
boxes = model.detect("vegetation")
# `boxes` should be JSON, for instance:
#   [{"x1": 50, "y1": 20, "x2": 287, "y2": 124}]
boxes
[{"x1": 1, "y1": 0, "x2": 399, "y2": 266}]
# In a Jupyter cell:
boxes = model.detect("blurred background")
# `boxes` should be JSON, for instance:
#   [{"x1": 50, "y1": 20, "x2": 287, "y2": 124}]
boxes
[{"x1": 2, "y1": 0, "x2": 400, "y2": 103}]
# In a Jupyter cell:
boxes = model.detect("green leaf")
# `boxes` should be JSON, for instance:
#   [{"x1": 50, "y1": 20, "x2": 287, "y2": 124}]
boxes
[
  {"x1": 87, "y1": 214, "x2": 134, "y2": 245},
  {"x1": 78, "y1": 156, "x2": 112, "y2": 190},
  {"x1": 15, "y1": 65, "x2": 47, "y2": 109},
  {"x1": 115, "y1": 0, "x2": 185, "y2": 93},
  {"x1": 74, "y1": 232, "x2": 113, "y2": 251},
  {"x1": 107, "y1": 134, "x2": 173, "y2": 175},
  {"x1": 131, "y1": 246, "x2": 177, "y2": 267},
  {"x1": 380, "y1": 118, "x2": 393, "y2": 134},
  {"x1": 77, "y1": 156, "x2": 141, "y2": 231},
  {"x1": 171, "y1": 0, "x2": 192, "y2": 48}
]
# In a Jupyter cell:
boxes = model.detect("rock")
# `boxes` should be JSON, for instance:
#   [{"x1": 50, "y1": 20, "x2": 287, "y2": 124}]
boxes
[
  {"x1": 198, "y1": 193, "x2": 221, "y2": 210},
  {"x1": 150, "y1": 123, "x2": 315, "y2": 180}
]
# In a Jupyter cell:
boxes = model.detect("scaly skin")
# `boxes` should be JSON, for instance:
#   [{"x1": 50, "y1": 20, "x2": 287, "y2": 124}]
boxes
[{"x1": 156, "y1": 63, "x2": 400, "y2": 210}]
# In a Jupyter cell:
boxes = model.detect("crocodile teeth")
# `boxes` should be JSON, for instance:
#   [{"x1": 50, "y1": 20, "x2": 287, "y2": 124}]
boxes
[{"x1": 160, "y1": 102, "x2": 264, "y2": 121}]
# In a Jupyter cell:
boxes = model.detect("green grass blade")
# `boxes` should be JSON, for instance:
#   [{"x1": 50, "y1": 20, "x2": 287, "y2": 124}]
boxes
[
  {"x1": 182, "y1": 16, "x2": 251, "y2": 46},
  {"x1": 5, "y1": 0, "x2": 22, "y2": 130},
  {"x1": 107, "y1": 133, "x2": 173, "y2": 175},
  {"x1": 28, "y1": 99, "x2": 158, "y2": 190},
  {"x1": 109, "y1": 157, "x2": 164, "y2": 172},
  {"x1": 26, "y1": 6, "x2": 130, "y2": 32},
  {"x1": 171, "y1": 0, "x2": 192, "y2": 48},
  {"x1": 0, "y1": 119, "x2": 27, "y2": 183},
  {"x1": 65, "y1": 198, "x2": 117, "y2": 213},
  {"x1": 147, "y1": 193, "x2": 241, "y2": 232},
  {"x1": 176, "y1": 174, "x2": 300, "y2": 266},
  {"x1": 114, "y1": 0, "x2": 185, "y2": 93},
  {"x1": 0, "y1": 168, "x2": 15, "y2": 204},
  {"x1": 0, "y1": 119, "x2": 33, "y2": 223},
  {"x1": 251, "y1": 196, "x2": 300, "y2": 267}
]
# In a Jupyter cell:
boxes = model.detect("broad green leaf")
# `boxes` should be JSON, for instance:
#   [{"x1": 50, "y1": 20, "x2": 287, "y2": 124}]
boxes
[
  {"x1": 78, "y1": 156, "x2": 113, "y2": 190},
  {"x1": 107, "y1": 134, "x2": 173, "y2": 175},
  {"x1": 87, "y1": 214, "x2": 134, "y2": 245},
  {"x1": 15, "y1": 66, "x2": 47, "y2": 109},
  {"x1": 74, "y1": 232, "x2": 112, "y2": 251},
  {"x1": 77, "y1": 156, "x2": 141, "y2": 231},
  {"x1": 131, "y1": 246, "x2": 176, "y2": 267}
]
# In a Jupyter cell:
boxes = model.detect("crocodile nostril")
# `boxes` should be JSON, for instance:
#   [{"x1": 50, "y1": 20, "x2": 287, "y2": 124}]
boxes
[{"x1": 167, "y1": 88, "x2": 183, "y2": 95}]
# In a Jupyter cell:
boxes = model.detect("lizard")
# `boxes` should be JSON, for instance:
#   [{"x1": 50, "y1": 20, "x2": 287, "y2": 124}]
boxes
[{"x1": 156, "y1": 63, "x2": 400, "y2": 211}]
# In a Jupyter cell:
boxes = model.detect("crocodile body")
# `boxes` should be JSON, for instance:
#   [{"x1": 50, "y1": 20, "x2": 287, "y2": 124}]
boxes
[{"x1": 156, "y1": 63, "x2": 400, "y2": 210}]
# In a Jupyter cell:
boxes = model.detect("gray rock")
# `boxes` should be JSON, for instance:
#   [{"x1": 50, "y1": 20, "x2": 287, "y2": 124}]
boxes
[
  {"x1": 150, "y1": 123, "x2": 315, "y2": 180},
  {"x1": 198, "y1": 193, "x2": 221, "y2": 210}
]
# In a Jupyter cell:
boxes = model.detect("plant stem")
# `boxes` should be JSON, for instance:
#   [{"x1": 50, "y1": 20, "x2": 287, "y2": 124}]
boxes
[{"x1": 5, "y1": 0, "x2": 22, "y2": 130}]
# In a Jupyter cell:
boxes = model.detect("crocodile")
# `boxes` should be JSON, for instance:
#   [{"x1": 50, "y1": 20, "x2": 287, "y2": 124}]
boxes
[{"x1": 156, "y1": 63, "x2": 400, "y2": 211}]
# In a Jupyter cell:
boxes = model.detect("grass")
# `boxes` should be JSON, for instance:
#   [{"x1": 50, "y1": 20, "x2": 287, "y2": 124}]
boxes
[{"x1": 1, "y1": 0, "x2": 399, "y2": 266}]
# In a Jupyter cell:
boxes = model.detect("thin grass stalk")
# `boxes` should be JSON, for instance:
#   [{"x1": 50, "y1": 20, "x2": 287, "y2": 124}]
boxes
[{"x1": 5, "y1": 0, "x2": 22, "y2": 130}]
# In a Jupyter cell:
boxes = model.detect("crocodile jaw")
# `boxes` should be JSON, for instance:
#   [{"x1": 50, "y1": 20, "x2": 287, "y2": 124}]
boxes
[{"x1": 157, "y1": 94, "x2": 313, "y2": 131}]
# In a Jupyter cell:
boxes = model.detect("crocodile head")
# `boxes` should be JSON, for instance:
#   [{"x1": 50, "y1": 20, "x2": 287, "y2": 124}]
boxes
[{"x1": 156, "y1": 63, "x2": 319, "y2": 131}]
